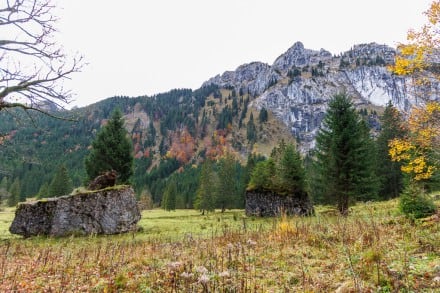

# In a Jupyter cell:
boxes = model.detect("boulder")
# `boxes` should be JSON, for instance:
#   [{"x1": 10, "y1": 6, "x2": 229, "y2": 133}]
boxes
[
  {"x1": 88, "y1": 170, "x2": 117, "y2": 190},
  {"x1": 245, "y1": 189, "x2": 314, "y2": 217},
  {"x1": 9, "y1": 186, "x2": 141, "y2": 237}
]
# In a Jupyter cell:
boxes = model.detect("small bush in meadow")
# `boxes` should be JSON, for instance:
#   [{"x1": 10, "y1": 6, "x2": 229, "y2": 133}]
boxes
[{"x1": 399, "y1": 184, "x2": 437, "y2": 219}]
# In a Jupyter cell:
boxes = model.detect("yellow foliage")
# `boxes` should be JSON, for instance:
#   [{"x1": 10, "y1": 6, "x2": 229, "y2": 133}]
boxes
[
  {"x1": 387, "y1": 2, "x2": 440, "y2": 181},
  {"x1": 389, "y1": 102, "x2": 439, "y2": 181},
  {"x1": 388, "y1": 139, "x2": 415, "y2": 162}
]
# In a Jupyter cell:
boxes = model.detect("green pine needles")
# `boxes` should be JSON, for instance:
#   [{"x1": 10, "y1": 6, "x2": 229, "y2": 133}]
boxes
[
  {"x1": 312, "y1": 93, "x2": 378, "y2": 215},
  {"x1": 84, "y1": 108, "x2": 134, "y2": 185}
]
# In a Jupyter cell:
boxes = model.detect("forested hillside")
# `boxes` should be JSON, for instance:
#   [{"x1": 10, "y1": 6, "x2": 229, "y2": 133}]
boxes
[{"x1": 0, "y1": 84, "x2": 292, "y2": 207}]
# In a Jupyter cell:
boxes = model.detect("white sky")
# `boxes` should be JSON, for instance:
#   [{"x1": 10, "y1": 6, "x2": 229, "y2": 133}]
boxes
[{"x1": 56, "y1": 0, "x2": 433, "y2": 108}]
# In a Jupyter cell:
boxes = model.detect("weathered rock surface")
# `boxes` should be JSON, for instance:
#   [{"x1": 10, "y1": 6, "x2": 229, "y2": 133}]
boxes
[
  {"x1": 9, "y1": 186, "x2": 140, "y2": 237},
  {"x1": 245, "y1": 190, "x2": 314, "y2": 217}
]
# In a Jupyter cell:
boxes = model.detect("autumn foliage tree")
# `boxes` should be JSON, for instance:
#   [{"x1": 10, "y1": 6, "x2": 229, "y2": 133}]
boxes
[
  {"x1": 389, "y1": 103, "x2": 440, "y2": 181},
  {"x1": 388, "y1": 1, "x2": 440, "y2": 184},
  {"x1": 166, "y1": 128, "x2": 195, "y2": 164},
  {"x1": 388, "y1": 1, "x2": 439, "y2": 218},
  {"x1": 376, "y1": 102, "x2": 407, "y2": 198}
]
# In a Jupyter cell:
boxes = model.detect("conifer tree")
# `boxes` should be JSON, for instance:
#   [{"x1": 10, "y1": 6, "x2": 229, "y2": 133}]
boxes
[
  {"x1": 7, "y1": 178, "x2": 20, "y2": 207},
  {"x1": 277, "y1": 143, "x2": 305, "y2": 193},
  {"x1": 216, "y1": 152, "x2": 237, "y2": 212},
  {"x1": 48, "y1": 164, "x2": 73, "y2": 197},
  {"x1": 162, "y1": 177, "x2": 177, "y2": 211},
  {"x1": 313, "y1": 93, "x2": 378, "y2": 215},
  {"x1": 259, "y1": 107, "x2": 268, "y2": 123},
  {"x1": 0, "y1": 177, "x2": 9, "y2": 204},
  {"x1": 85, "y1": 108, "x2": 133, "y2": 184},
  {"x1": 37, "y1": 182, "x2": 50, "y2": 199},
  {"x1": 194, "y1": 159, "x2": 217, "y2": 214},
  {"x1": 247, "y1": 112, "x2": 257, "y2": 143},
  {"x1": 376, "y1": 101, "x2": 406, "y2": 199}
]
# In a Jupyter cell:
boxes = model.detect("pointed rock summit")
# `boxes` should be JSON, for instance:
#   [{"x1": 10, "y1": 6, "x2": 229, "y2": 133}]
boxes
[{"x1": 273, "y1": 41, "x2": 332, "y2": 72}]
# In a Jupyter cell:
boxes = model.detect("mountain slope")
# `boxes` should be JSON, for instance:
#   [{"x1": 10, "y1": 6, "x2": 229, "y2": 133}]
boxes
[{"x1": 0, "y1": 41, "x2": 438, "y2": 200}]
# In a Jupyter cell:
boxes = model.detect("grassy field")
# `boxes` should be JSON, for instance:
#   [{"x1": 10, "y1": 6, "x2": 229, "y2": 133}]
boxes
[{"x1": 0, "y1": 200, "x2": 439, "y2": 292}]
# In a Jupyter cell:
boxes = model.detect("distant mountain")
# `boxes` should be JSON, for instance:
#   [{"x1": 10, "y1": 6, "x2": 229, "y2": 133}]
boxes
[
  {"x1": 0, "y1": 41, "x2": 438, "y2": 201},
  {"x1": 204, "y1": 41, "x2": 439, "y2": 149}
]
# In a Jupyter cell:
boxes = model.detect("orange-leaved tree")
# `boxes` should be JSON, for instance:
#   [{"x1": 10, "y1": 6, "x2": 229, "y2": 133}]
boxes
[{"x1": 388, "y1": 1, "x2": 440, "y2": 182}]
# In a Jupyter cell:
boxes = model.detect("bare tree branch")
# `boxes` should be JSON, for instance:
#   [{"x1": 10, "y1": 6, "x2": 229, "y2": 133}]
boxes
[{"x1": 0, "y1": 0, "x2": 83, "y2": 115}]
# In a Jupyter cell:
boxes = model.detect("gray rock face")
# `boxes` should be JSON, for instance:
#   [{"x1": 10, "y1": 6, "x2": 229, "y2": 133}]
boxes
[
  {"x1": 245, "y1": 190, "x2": 314, "y2": 217},
  {"x1": 273, "y1": 41, "x2": 332, "y2": 73},
  {"x1": 203, "y1": 41, "x2": 440, "y2": 151},
  {"x1": 203, "y1": 61, "x2": 281, "y2": 97},
  {"x1": 9, "y1": 186, "x2": 141, "y2": 237}
]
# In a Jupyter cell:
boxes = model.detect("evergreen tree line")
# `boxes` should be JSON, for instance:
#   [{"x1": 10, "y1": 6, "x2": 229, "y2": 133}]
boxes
[
  {"x1": 161, "y1": 153, "x2": 265, "y2": 212},
  {"x1": 1, "y1": 91, "x2": 436, "y2": 217}
]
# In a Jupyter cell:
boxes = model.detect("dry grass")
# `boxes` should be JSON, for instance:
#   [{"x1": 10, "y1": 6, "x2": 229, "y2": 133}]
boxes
[{"x1": 0, "y1": 200, "x2": 439, "y2": 292}]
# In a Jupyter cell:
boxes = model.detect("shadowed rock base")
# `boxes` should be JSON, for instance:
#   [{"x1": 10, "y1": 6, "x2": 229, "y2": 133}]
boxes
[{"x1": 9, "y1": 186, "x2": 141, "y2": 237}]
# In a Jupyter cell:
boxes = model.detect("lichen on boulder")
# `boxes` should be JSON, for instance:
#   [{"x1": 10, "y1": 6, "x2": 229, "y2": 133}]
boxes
[{"x1": 9, "y1": 185, "x2": 141, "y2": 237}]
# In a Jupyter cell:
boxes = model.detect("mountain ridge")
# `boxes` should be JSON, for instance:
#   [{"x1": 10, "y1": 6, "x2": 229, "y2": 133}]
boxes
[{"x1": 1, "y1": 41, "x2": 439, "y2": 201}]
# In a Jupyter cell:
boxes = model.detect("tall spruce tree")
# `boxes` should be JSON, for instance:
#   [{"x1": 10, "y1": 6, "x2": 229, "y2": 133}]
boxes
[
  {"x1": 48, "y1": 164, "x2": 73, "y2": 197},
  {"x1": 162, "y1": 177, "x2": 177, "y2": 211},
  {"x1": 85, "y1": 109, "x2": 133, "y2": 184},
  {"x1": 246, "y1": 113, "x2": 257, "y2": 143},
  {"x1": 217, "y1": 152, "x2": 237, "y2": 212},
  {"x1": 194, "y1": 159, "x2": 217, "y2": 214},
  {"x1": 313, "y1": 93, "x2": 378, "y2": 215},
  {"x1": 376, "y1": 101, "x2": 406, "y2": 199},
  {"x1": 277, "y1": 143, "x2": 306, "y2": 193}
]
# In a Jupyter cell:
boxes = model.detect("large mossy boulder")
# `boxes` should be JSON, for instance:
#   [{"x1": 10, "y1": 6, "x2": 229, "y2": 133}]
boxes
[
  {"x1": 245, "y1": 189, "x2": 314, "y2": 217},
  {"x1": 10, "y1": 186, "x2": 141, "y2": 237}
]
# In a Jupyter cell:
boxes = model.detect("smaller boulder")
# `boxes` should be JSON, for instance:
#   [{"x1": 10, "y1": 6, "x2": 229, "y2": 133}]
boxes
[{"x1": 88, "y1": 170, "x2": 117, "y2": 190}]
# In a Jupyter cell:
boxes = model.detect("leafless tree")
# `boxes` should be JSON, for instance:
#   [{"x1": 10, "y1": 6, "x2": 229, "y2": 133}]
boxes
[{"x1": 0, "y1": 0, "x2": 83, "y2": 114}]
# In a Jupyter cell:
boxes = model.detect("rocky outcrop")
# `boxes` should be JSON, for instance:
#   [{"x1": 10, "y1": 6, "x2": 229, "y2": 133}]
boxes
[
  {"x1": 272, "y1": 41, "x2": 333, "y2": 73},
  {"x1": 203, "y1": 61, "x2": 281, "y2": 97},
  {"x1": 203, "y1": 41, "x2": 440, "y2": 151},
  {"x1": 245, "y1": 190, "x2": 314, "y2": 217},
  {"x1": 9, "y1": 186, "x2": 140, "y2": 237}
]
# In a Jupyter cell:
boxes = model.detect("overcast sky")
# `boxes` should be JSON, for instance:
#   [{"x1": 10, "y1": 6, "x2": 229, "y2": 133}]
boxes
[{"x1": 57, "y1": 0, "x2": 433, "y2": 108}]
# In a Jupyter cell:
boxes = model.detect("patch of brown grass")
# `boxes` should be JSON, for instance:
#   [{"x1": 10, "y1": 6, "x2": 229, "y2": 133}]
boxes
[{"x1": 0, "y1": 201, "x2": 438, "y2": 291}]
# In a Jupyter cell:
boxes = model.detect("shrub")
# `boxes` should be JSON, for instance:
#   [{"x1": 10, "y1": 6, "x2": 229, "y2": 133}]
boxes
[{"x1": 399, "y1": 184, "x2": 437, "y2": 219}]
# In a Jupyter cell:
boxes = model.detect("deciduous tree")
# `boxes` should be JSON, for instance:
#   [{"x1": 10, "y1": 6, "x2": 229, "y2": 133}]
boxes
[
  {"x1": 388, "y1": 1, "x2": 440, "y2": 183},
  {"x1": 376, "y1": 102, "x2": 407, "y2": 198},
  {"x1": 0, "y1": 0, "x2": 82, "y2": 113}
]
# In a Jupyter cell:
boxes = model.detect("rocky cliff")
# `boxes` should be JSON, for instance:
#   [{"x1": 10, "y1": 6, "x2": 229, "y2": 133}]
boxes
[
  {"x1": 203, "y1": 42, "x2": 440, "y2": 150},
  {"x1": 9, "y1": 186, "x2": 141, "y2": 237}
]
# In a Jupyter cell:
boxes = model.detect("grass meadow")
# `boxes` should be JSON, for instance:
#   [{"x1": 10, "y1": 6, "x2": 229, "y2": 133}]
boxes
[{"x1": 0, "y1": 199, "x2": 439, "y2": 292}]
